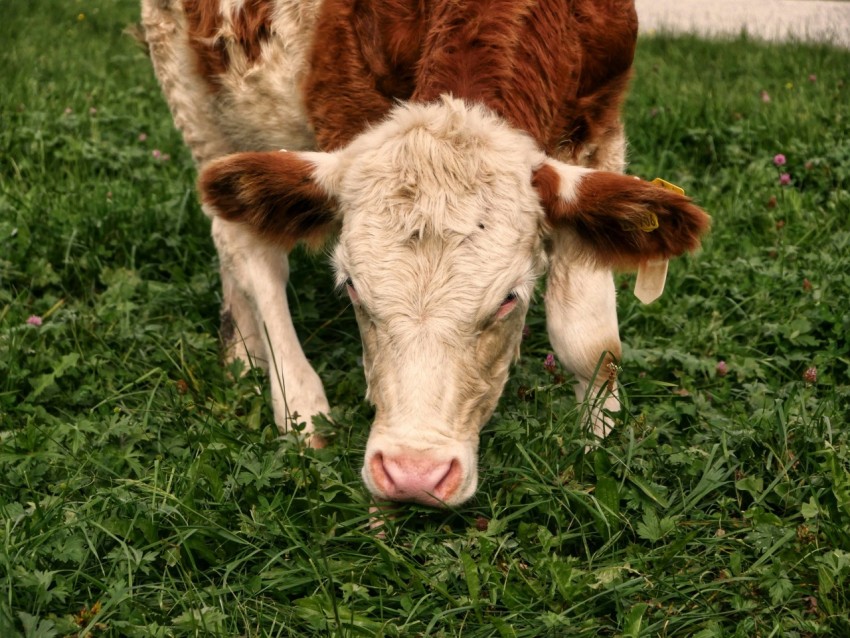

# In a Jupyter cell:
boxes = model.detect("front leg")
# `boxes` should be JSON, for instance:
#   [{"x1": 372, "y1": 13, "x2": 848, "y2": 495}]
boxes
[
  {"x1": 211, "y1": 214, "x2": 330, "y2": 445},
  {"x1": 545, "y1": 229, "x2": 621, "y2": 439}
]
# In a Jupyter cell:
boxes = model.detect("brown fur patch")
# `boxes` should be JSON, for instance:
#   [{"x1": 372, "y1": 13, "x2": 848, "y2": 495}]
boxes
[
  {"x1": 533, "y1": 164, "x2": 711, "y2": 268},
  {"x1": 413, "y1": 0, "x2": 637, "y2": 154},
  {"x1": 303, "y1": 0, "x2": 637, "y2": 155},
  {"x1": 184, "y1": 0, "x2": 227, "y2": 86},
  {"x1": 412, "y1": 1, "x2": 539, "y2": 105},
  {"x1": 199, "y1": 151, "x2": 338, "y2": 250},
  {"x1": 185, "y1": 0, "x2": 274, "y2": 92},
  {"x1": 304, "y1": 0, "x2": 425, "y2": 149},
  {"x1": 531, "y1": 163, "x2": 563, "y2": 213},
  {"x1": 351, "y1": 0, "x2": 426, "y2": 100}
]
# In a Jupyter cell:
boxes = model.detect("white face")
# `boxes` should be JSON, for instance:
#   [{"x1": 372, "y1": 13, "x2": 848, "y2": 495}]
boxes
[{"x1": 327, "y1": 98, "x2": 548, "y2": 506}]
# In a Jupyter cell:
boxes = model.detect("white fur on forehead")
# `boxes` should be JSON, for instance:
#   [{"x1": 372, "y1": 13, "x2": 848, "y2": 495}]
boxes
[
  {"x1": 346, "y1": 95, "x2": 541, "y2": 158},
  {"x1": 336, "y1": 96, "x2": 547, "y2": 240}
]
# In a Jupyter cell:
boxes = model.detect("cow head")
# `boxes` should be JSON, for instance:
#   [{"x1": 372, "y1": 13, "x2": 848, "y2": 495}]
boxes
[{"x1": 199, "y1": 96, "x2": 710, "y2": 507}]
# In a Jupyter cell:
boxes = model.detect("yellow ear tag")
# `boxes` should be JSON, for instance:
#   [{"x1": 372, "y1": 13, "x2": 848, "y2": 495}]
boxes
[
  {"x1": 636, "y1": 211, "x2": 659, "y2": 233},
  {"x1": 634, "y1": 178, "x2": 685, "y2": 304},
  {"x1": 650, "y1": 177, "x2": 685, "y2": 196}
]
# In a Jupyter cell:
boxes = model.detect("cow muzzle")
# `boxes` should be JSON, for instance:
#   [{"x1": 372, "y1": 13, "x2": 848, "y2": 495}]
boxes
[{"x1": 362, "y1": 443, "x2": 477, "y2": 507}]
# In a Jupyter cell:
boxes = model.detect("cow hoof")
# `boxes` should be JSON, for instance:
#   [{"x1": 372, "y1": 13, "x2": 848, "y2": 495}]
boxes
[{"x1": 307, "y1": 431, "x2": 328, "y2": 449}]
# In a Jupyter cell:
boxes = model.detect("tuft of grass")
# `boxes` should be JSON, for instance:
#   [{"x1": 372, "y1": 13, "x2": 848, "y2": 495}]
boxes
[{"x1": 2, "y1": 2, "x2": 849, "y2": 636}]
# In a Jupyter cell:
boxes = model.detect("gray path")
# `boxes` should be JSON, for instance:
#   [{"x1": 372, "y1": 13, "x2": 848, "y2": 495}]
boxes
[{"x1": 635, "y1": 0, "x2": 850, "y2": 48}]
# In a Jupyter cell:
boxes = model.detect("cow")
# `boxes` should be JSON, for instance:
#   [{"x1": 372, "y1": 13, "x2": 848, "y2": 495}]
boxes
[{"x1": 140, "y1": 0, "x2": 710, "y2": 507}]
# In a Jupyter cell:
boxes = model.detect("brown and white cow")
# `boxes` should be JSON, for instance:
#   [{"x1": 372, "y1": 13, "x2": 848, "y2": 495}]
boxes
[{"x1": 141, "y1": 0, "x2": 710, "y2": 506}]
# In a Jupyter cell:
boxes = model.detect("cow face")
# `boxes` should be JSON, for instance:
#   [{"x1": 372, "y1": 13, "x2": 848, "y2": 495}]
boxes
[{"x1": 199, "y1": 97, "x2": 710, "y2": 507}]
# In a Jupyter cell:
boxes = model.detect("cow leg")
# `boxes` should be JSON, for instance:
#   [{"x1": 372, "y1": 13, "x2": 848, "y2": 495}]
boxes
[
  {"x1": 219, "y1": 264, "x2": 267, "y2": 373},
  {"x1": 211, "y1": 214, "x2": 330, "y2": 445},
  {"x1": 143, "y1": 0, "x2": 262, "y2": 368},
  {"x1": 546, "y1": 118, "x2": 628, "y2": 438},
  {"x1": 545, "y1": 230, "x2": 621, "y2": 439},
  {"x1": 143, "y1": 1, "x2": 327, "y2": 442}
]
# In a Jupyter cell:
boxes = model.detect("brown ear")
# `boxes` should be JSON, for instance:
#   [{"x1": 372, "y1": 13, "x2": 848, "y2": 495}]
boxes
[
  {"x1": 533, "y1": 162, "x2": 711, "y2": 269},
  {"x1": 198, "y1": 151, "x2": 339, "y2": 250}
]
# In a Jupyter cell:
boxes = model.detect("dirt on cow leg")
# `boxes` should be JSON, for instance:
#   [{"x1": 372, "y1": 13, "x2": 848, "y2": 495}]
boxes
[{"x1": 219, "y1": 264, "x2": 270, "y2": 376}]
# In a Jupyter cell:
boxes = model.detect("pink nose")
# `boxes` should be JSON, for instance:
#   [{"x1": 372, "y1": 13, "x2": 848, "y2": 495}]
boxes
[{"x1": 369, "y1": 453, "x2": 462, "y2": 505}]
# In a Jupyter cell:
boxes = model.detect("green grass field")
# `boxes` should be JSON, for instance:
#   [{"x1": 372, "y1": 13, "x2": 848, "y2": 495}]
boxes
[{"x1": 2, "y1": 2, "x2": 849, "y2": 636}]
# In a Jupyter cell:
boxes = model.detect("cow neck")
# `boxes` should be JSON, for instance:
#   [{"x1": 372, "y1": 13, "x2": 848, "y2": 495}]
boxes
[
  {"x1": 409, "y1": 0, "x2": 573, "y2": 151},
  {"x1": 305, "y1": 0, "x2": 638, "y2": 155}
]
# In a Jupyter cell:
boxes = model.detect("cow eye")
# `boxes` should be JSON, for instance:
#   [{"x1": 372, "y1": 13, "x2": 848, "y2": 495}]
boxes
[
  {"x1": 344, "y1": 277, "x2": 360, "y2": 303},
  {"x1": 496, "y1": 291, "x2": 518, "y2": 319}
]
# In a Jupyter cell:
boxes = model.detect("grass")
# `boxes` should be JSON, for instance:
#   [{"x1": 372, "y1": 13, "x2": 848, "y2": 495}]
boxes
[{"x1": 2, "y1": 1, "x2": 849, "y2": 636}]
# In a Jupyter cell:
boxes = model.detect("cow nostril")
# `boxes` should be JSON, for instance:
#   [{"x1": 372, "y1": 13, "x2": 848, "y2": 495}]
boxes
[
  {"x1": 433, "y1": 458, "x2": 461, "y2": 499},
  {"x1": 369, "y1": 452, "x2": 394, "y2": 493}
]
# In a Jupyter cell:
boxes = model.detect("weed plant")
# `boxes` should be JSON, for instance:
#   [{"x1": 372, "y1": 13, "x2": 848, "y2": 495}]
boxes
[{"x1": 1, "y1": 2, "x2": 849, "y2": 636}]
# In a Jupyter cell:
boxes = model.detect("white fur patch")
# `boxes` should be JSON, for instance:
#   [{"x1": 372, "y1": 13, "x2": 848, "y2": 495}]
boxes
[{"x1": 542, "y1": 159, "x2": 593, "y2": 205}]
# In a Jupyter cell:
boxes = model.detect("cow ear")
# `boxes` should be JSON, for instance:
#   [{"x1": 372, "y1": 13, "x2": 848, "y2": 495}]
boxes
[
  {"x1": 198, "y1": 150, "x2": 341, "y2": 250},
  {"x1": 532, "y1": 160, "x2": 711, "y2": 269}
]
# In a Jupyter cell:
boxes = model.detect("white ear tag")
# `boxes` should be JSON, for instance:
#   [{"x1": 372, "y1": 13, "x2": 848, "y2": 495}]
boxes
[
  {"x1": 634, "y1": 258, "x2": 668, "y2": 304},
  {"x1": 633, "y1": 178, "x2": 684, "y2": 304}
]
